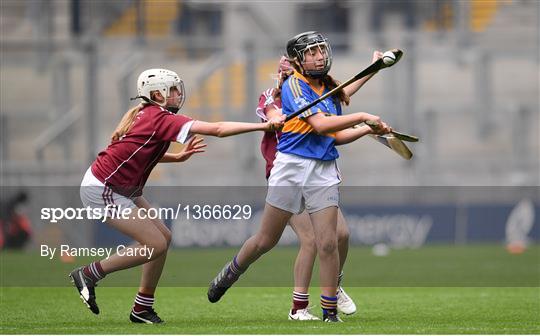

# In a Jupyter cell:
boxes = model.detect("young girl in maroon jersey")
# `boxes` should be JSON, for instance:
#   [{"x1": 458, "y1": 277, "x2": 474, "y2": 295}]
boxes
[
  {"x1": 256, "y1": 54, "x2": 382, "y2": 320},
  {"x1": 70, "y1": 68, "x2": 284, "y2": 324}
]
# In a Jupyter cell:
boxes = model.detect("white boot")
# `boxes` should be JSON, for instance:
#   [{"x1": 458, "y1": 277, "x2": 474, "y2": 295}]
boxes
[
  {"x1": 288, "y1": 308, "x2": 320, "y2": 321},
  {"x1": 337, "y1": 287, "x2": 357, "y2": 315}
]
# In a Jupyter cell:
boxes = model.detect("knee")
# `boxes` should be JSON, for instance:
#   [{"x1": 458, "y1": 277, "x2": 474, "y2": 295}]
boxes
[
  {"x1": 254, "y1": 235, "x2": 278, "y2": 254},
  {"x1": 318, "y1": 238, "x2": 337, "y2": 256},
  {"x1": 337, "y1": 228, "x2": 349, "y2": 246},
  {"x1": 153, "y1": 238, "x2": 168, "y2": 258},
  {"x1": 162, "y1": 228, "x2": 172, "y2": 247},
  {"x1": 299, "y1": 236, "x2": 317, "y2": 256},
  {"x1": 144, "y1": 235, "x2": 168, "y2": 258}
]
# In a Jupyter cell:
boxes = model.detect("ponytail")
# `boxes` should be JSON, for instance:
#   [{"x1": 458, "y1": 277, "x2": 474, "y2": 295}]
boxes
[
  {"x1": 110, "y1": 103, "x2": 145, "y2": 142},
  {"x1": 272, "y1": 69, "x2": 294, "y2": 102}
]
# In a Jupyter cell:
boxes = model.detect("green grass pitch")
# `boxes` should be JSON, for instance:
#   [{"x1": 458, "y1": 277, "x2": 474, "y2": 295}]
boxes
[{"x1": 1, "y1": 244, "x2": 539, "y2": 334}]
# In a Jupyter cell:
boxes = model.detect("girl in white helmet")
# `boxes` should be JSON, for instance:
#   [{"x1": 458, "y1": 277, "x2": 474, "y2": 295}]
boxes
[{"x1": 70, "y1": 68, "x2": 284, "y2": 323}]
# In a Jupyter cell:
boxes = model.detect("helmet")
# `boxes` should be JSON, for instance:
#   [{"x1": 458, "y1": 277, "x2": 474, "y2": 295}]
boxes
[
  {"x1": 271, "y1": 56, "x2": 294, "y2": 88},
  {"x1": 286, "y1": 31, "x2": 332, "y2": 78},
  {"x1": 136, "y1": 68, "x2": 185, "y2": 112},
  {"x1": 277, "y1": 56, "x2": 293, "y2": 75}
]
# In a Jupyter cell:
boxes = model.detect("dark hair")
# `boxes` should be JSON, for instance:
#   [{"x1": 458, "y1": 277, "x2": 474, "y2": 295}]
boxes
[{"x1": 272, "y1": 68, "x2": 294, "y2": 102}]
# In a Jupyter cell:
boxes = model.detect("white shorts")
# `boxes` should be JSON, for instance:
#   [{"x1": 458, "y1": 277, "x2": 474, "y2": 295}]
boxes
[
  {"x1": 80, "y1": 167, "x2": 137, "y2": 210},
  {"x1": 266, "y1": 152, "x2": 341, "y2": 215}
]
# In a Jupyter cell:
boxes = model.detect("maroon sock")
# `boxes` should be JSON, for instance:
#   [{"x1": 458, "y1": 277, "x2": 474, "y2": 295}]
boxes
[
  {"x1": 291, "y1": 291, "x2": 309, "y2": 314},
  {"x1": 133, "y1": 292, "x2": 155, "y2": 313},
  {"x1": 82, "y1": 261, "x2": 105, "y2": 282}
]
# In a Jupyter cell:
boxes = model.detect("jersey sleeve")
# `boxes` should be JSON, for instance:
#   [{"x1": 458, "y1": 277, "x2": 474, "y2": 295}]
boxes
[
  {"x1": 255, "y1": 89, "x2": 278, "y2": 121},
  {"x1": 153, "y1": 109, "x2": 194, "y2": 143},
  {"x1": 282, "y1": 77, "x2": 328, "y2": 119}
]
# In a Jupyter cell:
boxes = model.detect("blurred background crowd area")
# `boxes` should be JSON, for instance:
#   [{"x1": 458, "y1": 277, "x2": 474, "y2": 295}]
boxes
[{"x1": 1, "y1": 0, "x2": 538, "y2": 189}]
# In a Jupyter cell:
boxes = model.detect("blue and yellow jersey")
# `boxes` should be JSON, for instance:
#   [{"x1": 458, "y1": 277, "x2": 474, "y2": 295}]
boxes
[{"x1": 277, "y1": 71, "x2": 342, "y2": 161}]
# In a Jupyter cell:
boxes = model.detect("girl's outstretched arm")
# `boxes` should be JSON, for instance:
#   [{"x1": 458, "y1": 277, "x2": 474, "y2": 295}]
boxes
[
  {"x1": 343, "y1": 51, "x2": 383, "y2": 97},
  {"x1": 190, "y1": 117, "x2": 284, "y2": 137}
]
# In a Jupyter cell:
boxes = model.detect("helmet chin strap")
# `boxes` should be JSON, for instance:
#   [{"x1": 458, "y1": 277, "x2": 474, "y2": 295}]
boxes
[
  {"x1": 308, "y1": 73, "x2": 325, "y2": 79},
  {"x1": 130, "y1": 95, "x2": 149, "y2": 102},
  {"x1": 166, "y1": 95, "x2": 184, "y2": 114},
  {"x1": 300, "y1": 62, "x2": 326, "y2": 79},
  {"x1": 131, "y1": 96, "x2": 179, "y2": 113}
]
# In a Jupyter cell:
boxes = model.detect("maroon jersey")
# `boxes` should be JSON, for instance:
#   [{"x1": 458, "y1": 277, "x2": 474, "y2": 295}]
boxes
[
  {"x1": 91, "y1": 104, "x2": 193, "y2": 197},
  {"x1": 256, "y1": 88, "x2": 282, "y2": 179}
]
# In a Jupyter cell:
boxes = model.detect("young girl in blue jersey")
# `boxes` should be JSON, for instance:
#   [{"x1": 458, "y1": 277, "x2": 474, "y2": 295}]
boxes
[
  {"x1": 208, "y1": 31, "x2": 391, "y2": 322},
  {"x1": 258, "y1": 54, "x2": 383, "y2": 320}
]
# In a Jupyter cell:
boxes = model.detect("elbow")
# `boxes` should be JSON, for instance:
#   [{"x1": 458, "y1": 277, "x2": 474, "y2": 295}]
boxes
[
  {"x1": 333, "y1": 134, "x2": 347, "y2": 145},
  {"x1": 311, "y1": 119, "x2": 339, "y2": 134},
  {"x1": 311, "y1": 122, "x2": 329, "y2": 134},
  {"x1": 213, "y1": 123, "x2": 227, "y2": 137},
  {"x1": 316, "y1": 125, "x2": 336, "y2": 135},
  {"x1": 216, "y1": 127, "x2": 227, "y2": 138}
]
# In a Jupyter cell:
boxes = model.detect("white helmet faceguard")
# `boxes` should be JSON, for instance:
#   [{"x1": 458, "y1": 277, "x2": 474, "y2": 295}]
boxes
[{"x1": 136, "y1": 68, "x2": 186, "y2": 112}]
